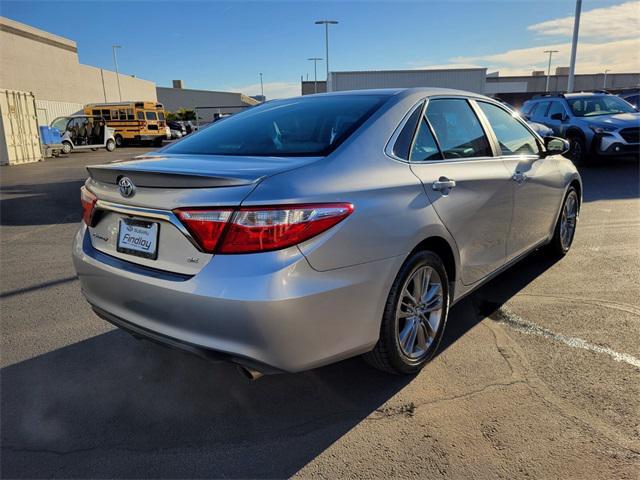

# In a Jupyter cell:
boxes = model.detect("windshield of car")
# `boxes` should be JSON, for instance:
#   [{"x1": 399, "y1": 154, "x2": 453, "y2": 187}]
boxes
[
  {"x1": 162, "y1": 95, "x2": 388, "y2": 157},
  {"x1": 51, "y1": 117, "x2": 68, "y2": 131},
  {"x1": 567, "y1": 95, "x2": 636, "y2": 117}
]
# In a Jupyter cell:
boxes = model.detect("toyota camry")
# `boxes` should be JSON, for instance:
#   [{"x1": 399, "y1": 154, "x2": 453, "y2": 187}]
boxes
[{"x1": 73, "y1": 88, "x2": 581, "y2": 378}]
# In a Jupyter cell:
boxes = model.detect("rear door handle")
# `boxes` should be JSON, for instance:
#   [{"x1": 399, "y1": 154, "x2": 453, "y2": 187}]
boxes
[{"x1": 432, "y1": 178, "x2": 456, "y2": 192}]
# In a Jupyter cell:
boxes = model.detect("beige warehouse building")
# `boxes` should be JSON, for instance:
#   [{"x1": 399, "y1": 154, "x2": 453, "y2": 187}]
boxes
[{"x1": 0, "y1": 16, "x2": 157, "y2": 125}]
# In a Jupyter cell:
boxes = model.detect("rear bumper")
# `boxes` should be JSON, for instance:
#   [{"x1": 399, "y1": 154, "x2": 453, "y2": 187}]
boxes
[{"x1": 72, "y1": 225, "x2": 400, "y2": 373}]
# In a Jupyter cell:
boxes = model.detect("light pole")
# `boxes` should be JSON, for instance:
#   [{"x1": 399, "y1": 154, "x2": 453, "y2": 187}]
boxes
[
  {"x1": 603, "y1": 69, "x2": 610, "y2": 89},
  {"x1": 315, "y1": 20, "x2": 338, "y2": 88},
  {"x1": 307, "y1": 57, "x2": 322, "y2": 93},
  {"x1": 567, "y1": 0, "x2": 582, "y2": 92},
  {"x1": 112, "y1": 45, "x2": 122, "y2": 101},
  {"x1": 259, "y1": 72, "x2": 264, "y2": 101},
  {"x1": 544, "y1": 49, "x2": 559, "y2": 92}
]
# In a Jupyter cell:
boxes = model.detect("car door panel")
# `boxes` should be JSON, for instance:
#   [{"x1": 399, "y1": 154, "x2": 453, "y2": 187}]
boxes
[
  {"x1": 408, "y1": 98, "x2": 513, "y2": 286},
  {"x1": 411, "y1": 159, "x2": 513, "y2": 285},
  {"x1": 474, "y1": 100, "x2": 566, "y2": 261}
]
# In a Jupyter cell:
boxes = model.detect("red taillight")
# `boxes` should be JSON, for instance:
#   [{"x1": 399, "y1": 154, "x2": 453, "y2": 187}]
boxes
[
  {"x1": 174, "y1": 209, "x2": 233, "y2": 252},
  {"x1": 174, "y1": 203, "x2": 353, "y2": 254},
  {"x1": 80, "y1": 186, "x2": 97, "y2": 225}
]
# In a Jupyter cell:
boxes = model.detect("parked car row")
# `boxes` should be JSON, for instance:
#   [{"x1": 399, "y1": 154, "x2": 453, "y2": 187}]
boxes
[{"x1": 520, "y1": 91, "x2": 640, "y2": 165}]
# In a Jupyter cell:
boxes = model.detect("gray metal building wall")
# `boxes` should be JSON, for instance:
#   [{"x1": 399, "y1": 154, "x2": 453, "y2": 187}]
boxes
[
  {"x1": 486, "y1": 73, "x2": 640, "y2": 94},
  {"x1": 156, "y1": 87, "x2": 258, "y2": 123},
  {"x1": 328, "y1": 69, "x2": 487, "y2": 94}
]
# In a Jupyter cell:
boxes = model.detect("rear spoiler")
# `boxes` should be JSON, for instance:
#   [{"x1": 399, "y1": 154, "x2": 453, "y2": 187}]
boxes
[{"x1": 87, "y1": 166, "x2": 256, "y2": 188}]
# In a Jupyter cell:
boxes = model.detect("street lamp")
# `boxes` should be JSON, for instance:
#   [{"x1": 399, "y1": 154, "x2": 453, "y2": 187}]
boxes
[
  {"x1": 314, "y1": 20, "x2": 338, "y2": 87},
  {"x1": 259, "y1": 72, "x2": 264, "y2": 101},
  {"x1": 567, "y1": 0, "x2": 582, "y2": 92},
  {"x1": 307, "y1": 57, "x2": 323, "y2": 93},
  {"x1": 112, "y1": 45, "x2": 122, "y2": 101},
  {"x1": 544, "y1": 49, "x2": 559, "y2": 92},
  {"x1": 603, "y1": 69, "x2": 610, "y2": 89}
]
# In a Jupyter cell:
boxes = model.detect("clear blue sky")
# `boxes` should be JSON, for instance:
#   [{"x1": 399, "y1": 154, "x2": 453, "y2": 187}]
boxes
[{"x1": 2, "y1": 0, "x2": 629, "y2": 97}]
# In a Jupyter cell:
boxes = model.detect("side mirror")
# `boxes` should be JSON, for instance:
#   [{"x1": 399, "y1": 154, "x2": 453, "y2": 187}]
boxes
[
  {"x1": 543, "y1": 136, "x2": 569, "y2": 156},
  {"x1": 550, "y1": 112, "x2": 565, "y2": 121}
]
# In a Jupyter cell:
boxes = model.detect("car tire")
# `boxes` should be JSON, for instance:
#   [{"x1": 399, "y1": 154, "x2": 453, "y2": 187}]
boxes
[
  {"x1": 61, "y1": 141, "x2": 72, "y2": 154},
  {"x1": 114, "y1": 135, "x2": 124, "y2": 148},
  {"x1": 364, "y1": 250, "x2": 450, "y2": 375},
  {"x1": 106, "y1": 139, "x2": 116, "y2": 152},
  {"x1": 567, "y1": 135, "x2": 589, "y2": 166},
  {"x1": 153, "y1": 137, "x2": 164, "y2": 147},
  {"x1": 547, "y1": 186, "x2": 580, "y2": 256}
]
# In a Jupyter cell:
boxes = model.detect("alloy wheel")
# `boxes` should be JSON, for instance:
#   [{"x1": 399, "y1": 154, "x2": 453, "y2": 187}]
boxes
[
  {"x1": 560, "y1": 191, "x2": 578, "y2": 249},
  {"x1": 396, "y1": 265, "x2": 444, "y2": 360}
]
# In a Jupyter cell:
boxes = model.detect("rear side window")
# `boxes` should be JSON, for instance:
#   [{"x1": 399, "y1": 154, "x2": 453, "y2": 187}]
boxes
[
  {"x1": 532, "y1": 101, "x2": 550, "y2": 120},
  {"x1": 425, "y1": 99, "x2": 492, "y2": 159},
  {"x1": 478, "y1": 102, "x2": 539, "y2": 156},
  {"x1": 163, "y1": 94, "x2": 388, "y2": 157},
  {"x1": 547, "y1": 101, "x2": 566, "y2": 118},
  {"x1": 392, "y1": 104, "x2": 423, "y2": 160}
]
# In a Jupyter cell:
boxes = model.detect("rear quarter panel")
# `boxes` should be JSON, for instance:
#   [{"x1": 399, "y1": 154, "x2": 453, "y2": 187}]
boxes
[{"x1": 241, "y1": 92, "x2": 458, "y2": 272}]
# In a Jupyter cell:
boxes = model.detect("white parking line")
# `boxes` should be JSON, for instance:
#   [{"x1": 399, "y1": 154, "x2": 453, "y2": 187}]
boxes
[{"x1": 493, "y1": 307, "x2": 640, "y2": 369}]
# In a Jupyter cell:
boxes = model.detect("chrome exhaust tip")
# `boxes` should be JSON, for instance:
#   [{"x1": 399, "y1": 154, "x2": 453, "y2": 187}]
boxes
[{"x1": 237, "y1": 365, "x2": 264, "y2": 381}]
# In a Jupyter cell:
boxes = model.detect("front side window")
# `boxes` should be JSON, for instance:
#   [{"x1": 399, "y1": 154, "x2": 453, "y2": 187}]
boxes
[
  {"x1": 410, "y1": 117, "x2": 442, "y2": 162},
  {"x1": 145, "y1": 111, "x2": 158, "y2": 121},
  {"x1": 163, "y1": 94, "x2": 388, "y2": 157},
  {"x1": 425, "y1": 99, "x2": 492, "y2": 159},
  {"x1": 478, "y1": 102, "x2": 539, "y2": 156},
  {"x1": 567, "y1": 95, "x2": 636, "y2": 117}
]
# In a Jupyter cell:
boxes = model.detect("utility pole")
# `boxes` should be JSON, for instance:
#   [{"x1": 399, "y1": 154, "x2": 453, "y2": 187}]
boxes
[
  {"x1": 603, "y1": 69, "x2": 610, "y2": 89},
  {"x1": 567, "y1": 0, "x2": 582, "y2": 92},
  {"x1": 112, "y1": 45, "x2": 122, "y2": 101},
  {"x1": 315, "y1": 20, "x2": 338, "y2": 89},
  {"x1": 544, "y1": 50, "x2": 559, "y2": 92},
  {"x1": 259, "y1": 73, "x2": 264, "y2": 101},
  {"x1": 308, "y1": 57, "x2": 323, "y2": 93}
]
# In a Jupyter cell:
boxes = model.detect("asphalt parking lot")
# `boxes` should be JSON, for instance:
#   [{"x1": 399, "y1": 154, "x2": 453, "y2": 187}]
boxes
[{"x1": 1, "y1": 148, "x2": 639, "y2": 479}]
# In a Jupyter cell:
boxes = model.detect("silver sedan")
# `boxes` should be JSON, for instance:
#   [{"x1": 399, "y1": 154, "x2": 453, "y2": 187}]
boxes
[{"x1": 73, "y1": 88, "x2": 581, "y2": 378}]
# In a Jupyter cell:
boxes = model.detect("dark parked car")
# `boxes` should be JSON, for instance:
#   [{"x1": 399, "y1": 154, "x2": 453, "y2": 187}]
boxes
[
  {"x1": 521, "y1": 92, "x2": 640, "y2": 165},
  {"x1": 619, "y1": 90, "x2": 640, "y2": 110},
  {"x1": 167, "y1": 121, "x2": 187, "y2": 136}
]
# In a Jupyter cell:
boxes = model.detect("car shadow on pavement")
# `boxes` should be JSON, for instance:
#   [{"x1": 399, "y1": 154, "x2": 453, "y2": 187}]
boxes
[
  {"x1": 1, "y1": 329, "x2": 412, "y2": 479},
  {"x1": 1, "y1": 180, "x2": 84, "y2": 226},
  {"x1": 438, "y1": 249, "x2": 560, "y2": 358}
]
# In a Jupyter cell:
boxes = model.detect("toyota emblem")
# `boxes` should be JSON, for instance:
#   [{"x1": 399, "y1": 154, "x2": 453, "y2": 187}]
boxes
[{"x1": 118, "y1": 177, "x2": 135, "y2": 198}]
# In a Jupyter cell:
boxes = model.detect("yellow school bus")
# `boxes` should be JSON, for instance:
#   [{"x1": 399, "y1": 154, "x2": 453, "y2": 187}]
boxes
[{"x1": 84, "y1": 101, "x2": 167, "y2": 147}]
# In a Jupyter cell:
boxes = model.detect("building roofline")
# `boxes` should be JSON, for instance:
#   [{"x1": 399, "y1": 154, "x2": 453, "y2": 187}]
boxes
[
  {"x1": 0, "y1": 16, "x2": 77, "y2": 53},
  {"x1": 330, "y1": 68, "x2": 488, "y2": 75}
]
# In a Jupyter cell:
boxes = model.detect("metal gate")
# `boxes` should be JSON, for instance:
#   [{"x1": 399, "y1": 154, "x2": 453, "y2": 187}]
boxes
[{"x1": 0, "y1": 89, "x2": 43, "y2": 165}]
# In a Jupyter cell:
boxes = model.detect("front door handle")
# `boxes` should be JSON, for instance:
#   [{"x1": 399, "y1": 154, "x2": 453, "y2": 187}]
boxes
[
  {"x1": 512, "y1": 172, "x2": 527, "y2": 184},
  {"x1": 432, "y1": 177, "x2": 456, "y2": 192}
]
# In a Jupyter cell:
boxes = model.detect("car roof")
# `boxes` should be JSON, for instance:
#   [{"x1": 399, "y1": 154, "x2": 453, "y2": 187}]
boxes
[{"x1": 300, "y1": 87, "x2": 490, "y2": 101}]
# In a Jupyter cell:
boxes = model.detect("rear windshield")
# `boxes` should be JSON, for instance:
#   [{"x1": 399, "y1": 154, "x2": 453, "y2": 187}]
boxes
[{"x1": 162, "y1": 95, "x2": 388, "y2": 157}]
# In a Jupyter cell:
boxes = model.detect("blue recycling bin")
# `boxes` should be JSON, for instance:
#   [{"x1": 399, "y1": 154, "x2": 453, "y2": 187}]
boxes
[{"x1": 39, "y1": 126, "x2": 62, "y2": 145}]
